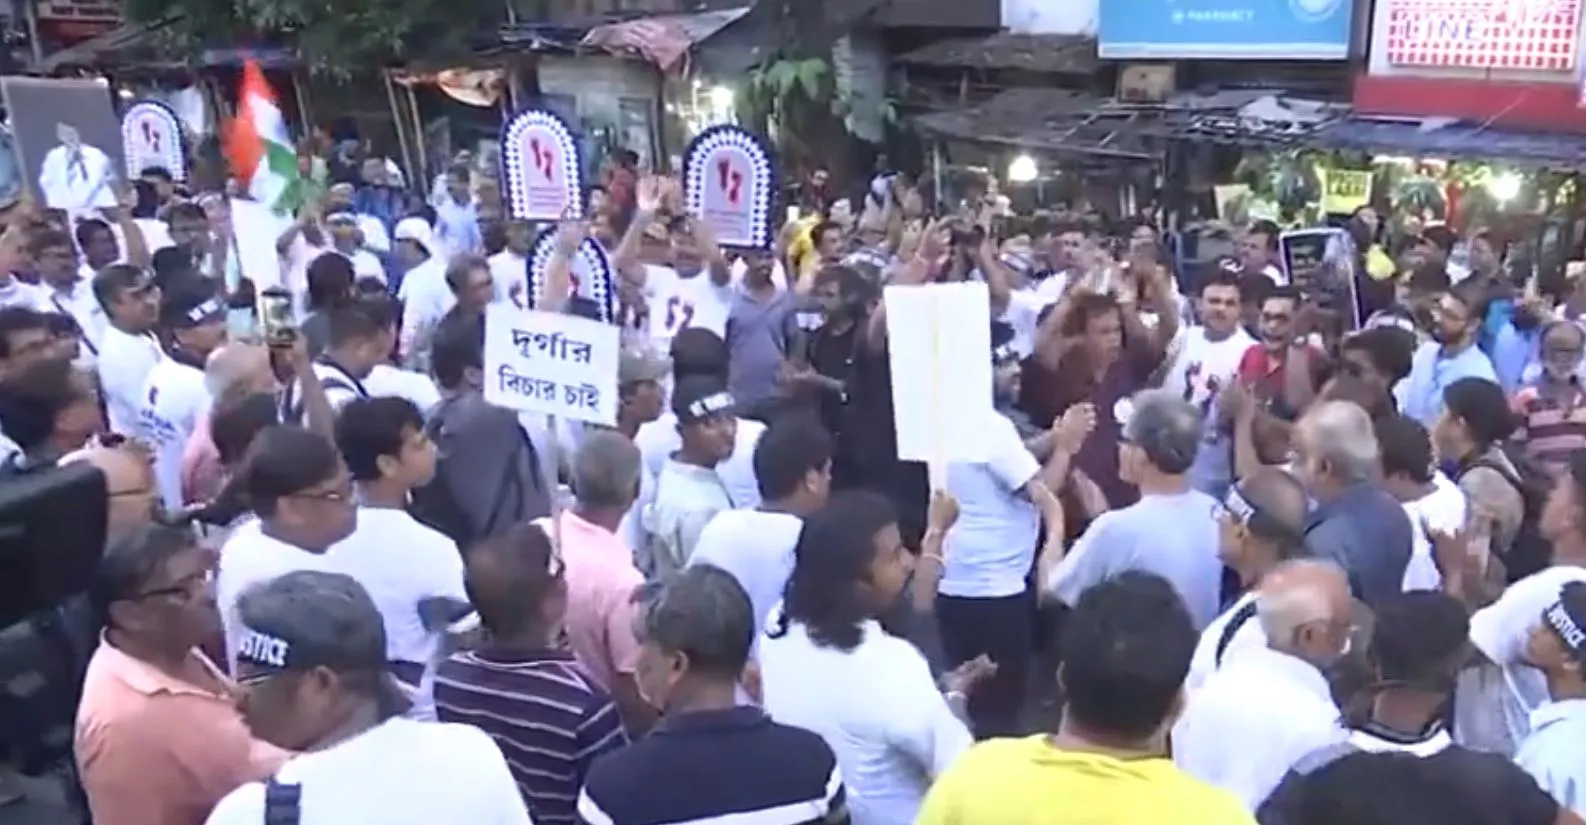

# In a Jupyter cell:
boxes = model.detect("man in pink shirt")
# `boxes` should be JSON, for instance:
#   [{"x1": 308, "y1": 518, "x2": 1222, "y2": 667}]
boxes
[
  {"x1": 549, "y1": 429, "x2": 656, "y2": 735},
  {"x1": 76, "y1": 523, "x2": 287, "y2": 825}
]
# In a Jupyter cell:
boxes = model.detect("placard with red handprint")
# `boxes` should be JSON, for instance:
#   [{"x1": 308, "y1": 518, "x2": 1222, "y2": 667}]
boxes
[
  {"x1": 527, "y1": 227, "x2": 618, "y2": 324},
  {"x1": 501, "y1": 109, "x2": 582, "y2": 222},
  {"x1": 681, "y1": 125, "x2": 775, "y2": 249},
  {"x1": 120, "y1": 101, "x2": 185, "y2": 182}
]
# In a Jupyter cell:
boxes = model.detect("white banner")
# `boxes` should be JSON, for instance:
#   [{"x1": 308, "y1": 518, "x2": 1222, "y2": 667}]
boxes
[
  {"x1": 884, "y1": 281, "x2": 997, "y2": 473},
  {"x1": 483, "y1": 304, "x2": 620, "y2": 426}
]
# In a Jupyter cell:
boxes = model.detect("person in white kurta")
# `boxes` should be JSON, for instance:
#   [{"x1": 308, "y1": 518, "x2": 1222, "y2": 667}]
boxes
[{"x1": 37, "y1": 124, "x2": 117, "y2": 214}]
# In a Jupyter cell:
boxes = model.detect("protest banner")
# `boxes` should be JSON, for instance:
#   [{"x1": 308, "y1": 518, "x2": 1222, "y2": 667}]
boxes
[
  {"x1": 483, "y1": 303, "x2": 620, "y2": 427},
  {"x1": 884, "y1": 281, "x2": 996, "y2": 491}
]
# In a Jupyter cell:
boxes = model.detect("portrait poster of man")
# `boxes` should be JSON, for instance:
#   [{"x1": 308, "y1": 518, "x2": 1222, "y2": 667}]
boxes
[{"x1": 0, "y1": 77, "x2": 124, "y2": 215}]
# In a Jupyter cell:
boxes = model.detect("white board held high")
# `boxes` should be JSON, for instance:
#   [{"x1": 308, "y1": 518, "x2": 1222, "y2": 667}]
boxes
[{"x1": 884, "y1": 281, "x2": 997, "y2": 490}]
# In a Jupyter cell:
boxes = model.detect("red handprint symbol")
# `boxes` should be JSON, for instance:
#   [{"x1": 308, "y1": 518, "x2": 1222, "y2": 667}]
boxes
[
  {"x1": 142, "y1": 121, "x2": 159, "y2": 153},
  {"x1": 665, "y1": 297, "x2": 696, "y2": 333},
  {"x1": 529, "y1": 138, "x2": 554, "y2": 179},
  {"x1": 716, "y1": 158, "x2": 742, "y2": 205}
]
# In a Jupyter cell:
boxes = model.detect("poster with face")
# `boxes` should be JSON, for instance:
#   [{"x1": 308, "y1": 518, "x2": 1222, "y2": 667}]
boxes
[
  {"x1": 681, "y1": 125, "x2": 774, "y2": 249},
  {"x1": 120, "y1": 100, "x2": 186, "y2": 182},
  {"x1": 500, "y1": 109, "x2": 581, "y2": 222},
  {"x1": 2, "y1": 77, "x2": 124, "y2": 214}
]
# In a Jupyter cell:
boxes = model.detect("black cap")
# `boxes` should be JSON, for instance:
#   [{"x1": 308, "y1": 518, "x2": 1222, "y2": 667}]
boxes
[
  {"x1": 1544, "y1": 581, "x2": 1586, "y2": 667},
  {"x1": 235, "y1": 570, "x2": 411, "y2": 717},
  {"x1": 672, "y1": 375, "x2": 734, "y2": 424},
  {"x1": 159, "y1": 280, "x2": 226, "y2": 329}
]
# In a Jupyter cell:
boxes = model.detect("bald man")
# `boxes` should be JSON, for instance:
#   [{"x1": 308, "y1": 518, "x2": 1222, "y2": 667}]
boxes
[
  {"x1": 1173, "y1": 559, "x2": 1352, "y2": 809},
  {"x1": 63, "y1": 445, "x2": 157, "y2": 543},
  {"x1": 182, "y1": 343, "x2": 276, "y2": 504},
  {"x1": 1187, "y1": 468, "x2": 1315, "y2": 690}
]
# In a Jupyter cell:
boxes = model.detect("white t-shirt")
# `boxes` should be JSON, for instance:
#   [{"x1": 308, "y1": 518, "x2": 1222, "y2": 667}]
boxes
[
  {"x1": 1401, "y1": 472, "x2": 1467, "y2": 591},
  {"x1": 397, "y1": 258, "x2": 453, "y2": 360},
  {"x1": 642, "y1": 264, "x2": 734, "y2": 350},
  {"x1": 97, "y1": 326, "x2": 162, "y2": 435},
  {"x1": 339, "y1": 248, "x2": 387, "y2": 284},
  {"x1": 366, "y1": 365, "x2": 442, "y2": 414},
  {"x1": 203, "y1": 717, "x2": 532, "y2": 825},
  {"x1": 215, "y1": 525, "x2": 339, "y2": 670},
  {"x1": 940, "y1": 414, "x2": 1041, "y2": 599},
  {"x1": 689, "y1": 510, "x2": 803, "y2": 656},
  {"x1": 136, "y1": 357, "x2": 211, "y2": 510},
  {"x1": 1000, "y1": 292, "x2": 1044, "y2": 359},
  {"x1": 634, "y1": 413, "x2": 765, "y2": 514},
  {"x1": 1162, "y1": 325, "x2": 1256, "y2": 417},
  {"x1": 1185, "y1": 590, "x2": 1264, "y2": 692},
  {"x1": 1469, "y1": 564, "x2": 1586, "y2": 748},
  {"x1": 282, "y1": 236, "x2": 332, "y2": 299},
  {"x1": 489, "y1": 250, "x2": 528, "y2": 309},
  {"x1": 280, "y1": 362, "x2": 371, "y2": 424},
  {"x1": 331, "y1": 507, "x2": 467, "y2": 720}
]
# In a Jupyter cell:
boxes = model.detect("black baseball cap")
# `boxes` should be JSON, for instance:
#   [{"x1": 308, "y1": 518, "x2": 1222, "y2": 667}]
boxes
[
  {"x1": 672, "y1": 375, "x2": 734, "y2": 424},
  {"x1": 159, "y1": 280, "x2": 226, "y2": 329},
  {"x1": 1543, "y1": 581, "x2": 1586, "y2": 668},
  {"x1": 234, "y1": 570, "x2": 412, "y2": 717}
]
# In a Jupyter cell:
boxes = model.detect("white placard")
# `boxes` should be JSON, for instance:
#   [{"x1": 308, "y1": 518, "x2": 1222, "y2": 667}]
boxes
[
  {"x1": 229, "y1": 197, "x2": 288, "y2": 291},
  {"x1": 884, "y1": 281, "x2": 997, "y2": 471},
  {"x1": 483, "y1": 303, "x2": 620, "y2": 426}
]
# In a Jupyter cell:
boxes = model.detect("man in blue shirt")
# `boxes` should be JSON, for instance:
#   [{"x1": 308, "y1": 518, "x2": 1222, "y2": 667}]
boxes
[
  {"x1": 1400, "y1": 284, "x2": 1498, "y2": 427},
  {"x1": 1292, "y1": 400, "x2": 1412, "y2": 605}
]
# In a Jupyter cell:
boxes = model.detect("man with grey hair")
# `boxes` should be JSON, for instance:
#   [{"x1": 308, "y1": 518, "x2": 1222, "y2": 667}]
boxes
[
  {"x1": 206, "y1": 570, "x2": 532, "y2": 825},
  {"x1": 1293, "y1": 400, "x2": 1412, "y2": 604},
  {"x1": 577, "y1": 565, "x2": 848, "y2": 825},
  {"x1": 1173, "y1": 559, "x2": 1351, "y2": 809},
  {"x1": 542, "y1": 428, "x2": 654, "y2": 734},
  {"x1": 1046, "y1": 388, "x2": 1225, "y2": 628}
]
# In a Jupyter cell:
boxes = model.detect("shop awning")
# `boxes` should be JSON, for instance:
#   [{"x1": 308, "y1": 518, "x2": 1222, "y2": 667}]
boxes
[
  {"x1": 1152, "y1": 91, "x2": 1349, "y2": 148},
  {"x1": 1306, "y1": 117, "x2": 1586, "y2": 173},
  {"x1": 913, "y1": 88, "x2": 1159, "y2": 161},
  {"x1": 898, "y1": 32, "x2": 1097, "y2": 74},
  {"x1": 580, "y1": 7, "x2": 751, "y2": 73}
]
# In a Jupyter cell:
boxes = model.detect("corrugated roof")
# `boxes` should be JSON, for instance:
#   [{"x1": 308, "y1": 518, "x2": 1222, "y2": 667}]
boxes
[
  {"x1": 899, "y1": 32, "x2": 1097, "y2": 74},
  {"x1": 1308, "y1": 117, "x2": 1586, "y2": 172},
  {"x1": 913, "y1": 87, "x2": 1159, "y2": 160}
]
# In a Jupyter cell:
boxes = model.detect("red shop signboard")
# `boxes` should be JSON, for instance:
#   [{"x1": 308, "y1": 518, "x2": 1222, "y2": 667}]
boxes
[{"x1": 1383, "y1": 0, "x2": 1582, "y2": 71}]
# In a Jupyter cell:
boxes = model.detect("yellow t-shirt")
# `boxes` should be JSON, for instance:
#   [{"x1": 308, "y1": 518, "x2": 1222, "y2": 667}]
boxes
[{"x1": 916, "y1": 736, "x2": 1255, "y2": 825}]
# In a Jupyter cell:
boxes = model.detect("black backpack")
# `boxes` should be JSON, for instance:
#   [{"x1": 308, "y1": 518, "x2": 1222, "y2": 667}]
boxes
[{"x1": 1457, "y1": 446, "x2": 1551, "y2": 584}]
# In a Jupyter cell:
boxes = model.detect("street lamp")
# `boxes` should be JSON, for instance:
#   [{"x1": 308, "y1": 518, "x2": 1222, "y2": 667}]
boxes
[{"x1": 1007, "y1": 155, "x2": 1038, "y2": 183}]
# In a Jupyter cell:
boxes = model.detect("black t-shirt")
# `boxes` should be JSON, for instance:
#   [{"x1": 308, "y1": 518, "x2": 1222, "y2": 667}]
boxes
[{"x1": 1257, "y1": 730, "x2": 1557, "y2": 825}]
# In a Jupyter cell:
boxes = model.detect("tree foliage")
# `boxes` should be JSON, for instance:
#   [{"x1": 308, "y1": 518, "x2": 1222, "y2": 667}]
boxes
[{"x1": 122, "y1": 0, "x2": 505, "y2": 75}]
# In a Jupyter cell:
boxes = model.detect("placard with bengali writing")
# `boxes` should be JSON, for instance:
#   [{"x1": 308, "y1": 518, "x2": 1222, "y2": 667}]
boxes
[{"x1": 483, "y1": 304, "x2": 620, "y2": 426}]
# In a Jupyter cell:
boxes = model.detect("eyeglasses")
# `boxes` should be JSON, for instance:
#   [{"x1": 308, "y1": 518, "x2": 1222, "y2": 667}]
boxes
[{"x1": 132, "y1": 569, "x2": 212, "y2": 603}]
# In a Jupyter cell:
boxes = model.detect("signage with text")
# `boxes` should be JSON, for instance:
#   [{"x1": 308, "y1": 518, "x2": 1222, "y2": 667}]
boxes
[
  {"x1": 1098, "y1": 0, "x2": 1355, "y2": 60},
  {"x1": 1384, "y1": 0, "x2": 1582, "y2": 71}
]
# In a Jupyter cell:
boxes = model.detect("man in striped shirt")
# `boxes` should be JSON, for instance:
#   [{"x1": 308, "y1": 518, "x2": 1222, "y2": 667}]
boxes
[
  {"x1": 435, "y1": 521, "x2": 627, "y2": 824},
  {"x1": 577, "y1": 566, "x2": 848, "y2": 825}
]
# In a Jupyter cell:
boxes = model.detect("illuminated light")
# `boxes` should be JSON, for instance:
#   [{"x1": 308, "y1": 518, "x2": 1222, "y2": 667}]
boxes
[
  {"x1": 1488, "y1": 173, "x2": 1522, "y2": 203},
  {"x1": 709, "y1": 86, "x2": 734, "y2": 111},
  {"x1": 1007, "y1": 155, "x2": 1038, "y2": 183}
]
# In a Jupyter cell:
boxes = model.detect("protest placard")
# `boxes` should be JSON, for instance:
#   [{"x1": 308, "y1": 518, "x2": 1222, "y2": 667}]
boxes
[
  {"x1": 884, "y1": 281, "x2": 997, "y2": 490},
  {"x1": 483, "y1": 304, "x2": 620, "y2": 426}
]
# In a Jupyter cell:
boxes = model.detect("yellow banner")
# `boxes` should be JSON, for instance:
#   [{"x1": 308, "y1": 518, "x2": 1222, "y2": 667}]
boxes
[{"x1": 1321, "y1": 169, "x2": 1372, "y2": 215}]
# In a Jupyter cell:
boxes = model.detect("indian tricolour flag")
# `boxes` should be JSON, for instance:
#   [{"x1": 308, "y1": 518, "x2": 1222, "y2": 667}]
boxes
[{"x1": 224, "y1": 60, "x2": 301, "y2": 214}]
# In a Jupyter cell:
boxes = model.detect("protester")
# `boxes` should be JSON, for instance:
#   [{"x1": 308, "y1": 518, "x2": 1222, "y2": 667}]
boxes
[
  {"x1": 204, "y1": 571, "x2": 530, "y2": 825},
  {"x1": 1186, "y1": 468, "x2": 1312, "y2": 690},
  {"x1": 917, "y1": 572, "x2": 1254, "y2": 825},
  {"x1": 577, "y1": 565, "x2": 847, "y2": 825},
  {"x1": 760, "y1": 491, "x2": 977, "y2": 825},
  {"x1": 1173, "y1": 560, "x2": 1353, "y2": 810},
  {"x1": 435, "y1": 521, "x2": 627, "y2": 823},
  {"x1": 77, "y1": 524, "x2": 286, "y2": 825}
]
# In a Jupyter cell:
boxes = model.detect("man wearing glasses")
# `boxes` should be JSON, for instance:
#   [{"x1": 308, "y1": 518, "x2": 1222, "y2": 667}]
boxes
[{"x1": 75, "y1": 523, "x2": 288, "y2": 825}]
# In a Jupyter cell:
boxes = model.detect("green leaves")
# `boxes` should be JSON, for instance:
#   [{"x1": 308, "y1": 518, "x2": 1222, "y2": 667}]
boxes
[{"x1": 123, "y1": 0, "x2": 500, "y2": 75}]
